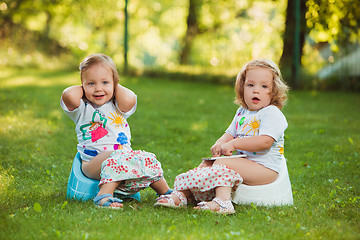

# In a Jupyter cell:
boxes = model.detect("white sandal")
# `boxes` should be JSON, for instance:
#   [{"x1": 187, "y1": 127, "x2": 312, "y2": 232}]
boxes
[
  {"x1": 154, "y1": 191, "x2": 187, "y2": 208},
  {"x1": 196, "y1": 198, "x2": 235, "y2": 215}
]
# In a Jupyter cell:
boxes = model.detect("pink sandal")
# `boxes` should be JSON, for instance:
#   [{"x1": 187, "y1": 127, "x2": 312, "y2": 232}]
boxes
[
  {"x1": 154, "y1": 191, "x2": 187, "y2": 208},
  {"x1": 196, "y1": 198, "x2": 235, "y2": 215}
]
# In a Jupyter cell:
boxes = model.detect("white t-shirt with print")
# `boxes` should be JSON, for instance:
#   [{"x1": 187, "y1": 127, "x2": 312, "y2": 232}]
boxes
[
  {"x1": 225, "y1": 105, "x2": 287, "y2": 173},
  {"x1": 61, "y1": 97, "x2": 137, "y2": 161}
]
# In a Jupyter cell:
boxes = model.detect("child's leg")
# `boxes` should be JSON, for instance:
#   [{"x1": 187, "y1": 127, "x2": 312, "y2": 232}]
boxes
[
  {"x1": 214, "y1": 157, "x2": 278, "y2": 185},
  {"x1": 154, "y1": 172, "x2": 195, "y2": 207},
  {"x1": 194, "y1": 186, "x2": 232, "y2": 211},
  {"x1": 84, "y1": 151, "x2": 122, "y2": 208},
  {"x1": 193, "y1": 158, "x2": 278, "y2": 214},
  {"x1": 215, "y1": 185, "x2": 232, "y2": 201},
  {"x1": 96, "y1": 181, "x2": 123, "y2": 208},
  {"x1": 82, "y1": 151, "x2": 114, "y2": 180},
  {"x1": 149, "y1": 178, "x2": 171, "y2": 195}
]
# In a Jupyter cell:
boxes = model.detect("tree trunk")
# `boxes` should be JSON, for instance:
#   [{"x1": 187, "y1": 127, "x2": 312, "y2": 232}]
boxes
[
  {"x1": 179, "y1": 0, "x2": 202, "y2": 65},
  {"x1": 0, "y1": 0, "x2": 25, "y2": 40},
  {"x1": 279, "y1": 0, "x2": 307, "y2": 88}
]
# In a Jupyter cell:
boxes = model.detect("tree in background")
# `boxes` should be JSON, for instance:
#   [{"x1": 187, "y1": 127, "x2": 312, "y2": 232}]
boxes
[
  {"x1": 0, "y1": 0, "x2": 126, "y2": 66},
  {"x1": 280, "y1": 0, "x2": 360, "y2": 88},
  {"x1": 179, "y1": 0, "x2": 202, "y2": 65},
  {"x1": 0, "y1": 0, "x2": 67, "y2": 56},
  {"x1": 178, "y1": 0, "x2": 285, "y2": 68},
  {"x1": 306, "y1": 0, "x2": 360, "y2": 52},
  {"x1": 279, "y1": 0, "x2": 306, "y2": 88},
  {"x1": 0, "y1": 0, "x2": 286, "y2": 70},
  {"x1": 1, "y1": 0, "x2": 359, "y2": 90}
]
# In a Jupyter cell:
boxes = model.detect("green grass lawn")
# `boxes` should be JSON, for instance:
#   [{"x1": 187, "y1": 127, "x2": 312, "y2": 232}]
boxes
[{"x1": 0, "y1": 68, "x2": 359, "y2": 239}]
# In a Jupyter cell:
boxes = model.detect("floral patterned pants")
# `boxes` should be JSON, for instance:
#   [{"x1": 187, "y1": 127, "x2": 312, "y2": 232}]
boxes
[{"x1": 99, "y1": 150, "x2": 164, "y2": 195}]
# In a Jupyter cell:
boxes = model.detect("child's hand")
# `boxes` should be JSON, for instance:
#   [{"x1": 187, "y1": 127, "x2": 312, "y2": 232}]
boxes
[
  {"x1": 211, "y1": 133, "x2": 235, "y2": 157},
  {"x1": 221, "y1": 141, "x2": 236, "y2": 156},
  {"x1": 210, "y1": 143, "x2": 222, "y2": 157}
]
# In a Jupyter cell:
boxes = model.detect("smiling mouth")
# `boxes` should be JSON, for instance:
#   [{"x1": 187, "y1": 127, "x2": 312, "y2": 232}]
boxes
[{"x1": 94, "y1": 95, "x2": 105, "y2": 99}]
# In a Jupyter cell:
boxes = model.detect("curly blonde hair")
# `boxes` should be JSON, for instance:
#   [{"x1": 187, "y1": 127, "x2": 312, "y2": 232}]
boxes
[
  {"x1": 234, "y1": 59, "x2": 289, "y2": 110},
  {"x1": 79, "y1": 53, "x2": 120, "y2": 90}
]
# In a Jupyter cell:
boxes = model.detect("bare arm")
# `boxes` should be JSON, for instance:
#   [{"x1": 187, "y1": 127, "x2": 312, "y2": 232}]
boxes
[
  {"x1": 221, "y1": 135, "x2": 275, "y2": 156},
  {"x1": 62, "y1": 85, "x2": 84, "y2": 111},
  {"x1": 210, "y1": 133, "x2": 235, "y2": 157},
  {"x1": 198, "y1": 133, "x2": 235, "y2": 168},
  {"x1": 114, "y1": 84, "x2": 137, "y2": 113}
]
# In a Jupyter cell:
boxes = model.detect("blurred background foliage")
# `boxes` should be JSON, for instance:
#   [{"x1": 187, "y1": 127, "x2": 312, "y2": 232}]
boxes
[{"x1": 0, "y1": 0, "x2": 359, "y2": 90}]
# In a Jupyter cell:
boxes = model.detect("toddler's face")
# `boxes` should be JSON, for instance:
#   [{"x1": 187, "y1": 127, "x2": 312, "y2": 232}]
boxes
[
  {"x1": 82, "y1": 63, "x2": 114, "y2": 106},
  {"x1": 243, "y1": 67, "x2": 273, "y2": 111}
]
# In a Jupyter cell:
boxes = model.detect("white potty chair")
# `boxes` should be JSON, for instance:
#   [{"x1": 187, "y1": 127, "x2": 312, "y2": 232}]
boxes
[{"x1": 232, "y1": 156, "x2": 293, "y2": 206}]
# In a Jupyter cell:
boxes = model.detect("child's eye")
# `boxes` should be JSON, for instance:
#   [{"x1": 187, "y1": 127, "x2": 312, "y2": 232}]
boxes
[
  {"x1": 262, "y1": 85, "x2": 268, "y2": 88},
  {"x1": 247, "y1": 83, "x2": 254, "y2": 87},
  {"x1": 88, "y1": 82, "x2": 94, "y2": 86},
  {"x1": 103, "y1": 81, "x2": 109, "y2": 85}
]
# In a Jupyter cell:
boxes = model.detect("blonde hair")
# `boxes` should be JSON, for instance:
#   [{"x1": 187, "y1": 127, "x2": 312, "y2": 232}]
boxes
[
  {"x1": 79, "y1": 53, "x2": 120, "y2": 90},
  {"x1": 234, "y1": 59, "x2": 289, "y2": 110}
]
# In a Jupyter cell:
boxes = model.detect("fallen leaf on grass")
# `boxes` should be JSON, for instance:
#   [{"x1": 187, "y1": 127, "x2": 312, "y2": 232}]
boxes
[{"x1": 34, "y1": 202, "x2": 41, "y2": 212}]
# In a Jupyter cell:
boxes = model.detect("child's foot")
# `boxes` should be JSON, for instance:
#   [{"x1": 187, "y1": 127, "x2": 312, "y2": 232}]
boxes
[
  {"x1": 154, "y1": 190, "x2": 187, "y2": 208},
  {"x1": 93, "y1": 194, "x2": 123, "y2": 209},
  {"x1": 194, "y1": 198, "x2": 235, "y2": 215}
]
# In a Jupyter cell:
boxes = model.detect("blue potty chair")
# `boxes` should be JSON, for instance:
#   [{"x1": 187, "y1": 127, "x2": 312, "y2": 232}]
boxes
[{"x1": 66, "y1": 152, "x2": 141, "y2": 202}]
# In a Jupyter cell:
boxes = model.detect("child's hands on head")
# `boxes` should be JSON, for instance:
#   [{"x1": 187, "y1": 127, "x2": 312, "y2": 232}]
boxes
[{"x1": 62, "y1": 85, "x2": 85, "y2": 111}]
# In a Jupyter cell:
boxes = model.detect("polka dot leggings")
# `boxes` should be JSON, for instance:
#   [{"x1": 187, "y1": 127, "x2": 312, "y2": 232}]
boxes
[{"x1": 173, "y1": 164, "x2": 243, "y2": 202}]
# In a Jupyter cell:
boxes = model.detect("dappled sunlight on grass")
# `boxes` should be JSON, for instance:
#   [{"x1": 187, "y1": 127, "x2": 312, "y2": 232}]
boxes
[
  {"x1": 3, "y1": 75, "x2": 43, "y2": 87},
  {"x1": 190, "y1": 120, "x2": 208, "y2": 132},
  {"x1": 0, "y1": 68, "x2": 79, "y2": 87},
  {"x1": 0, "y1": 167, "x2": 15, "y2": 194},
  {"x1": 2, "y1": 109, "x2": 59, "y2": 136},
  {"x1": 2, "y1": 111, "x2": 38, "y2": 140}
]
